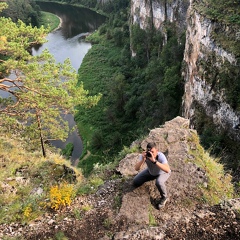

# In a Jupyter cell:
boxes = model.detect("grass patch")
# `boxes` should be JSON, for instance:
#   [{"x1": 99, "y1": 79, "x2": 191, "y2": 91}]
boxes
[
  {"x1": 76, "y1": 176, "x2": 104, "y2": 195},
  {"x1": 186, "y1": 133, "x2": 234, "y2": 205},
  {"x1": 54, "y1": 231, "x2": 68, "y2": 240},
  {"x1": 81, "y1": 204, "x2": 92, "y2": 212},
  {"x1": 149, "y1": 205, "x2": 157, "y2": 226},
  {"x1": 193, "y1": 0, "x2": 240, "y2": 57},
  {"x1": 193, "y1": 0, "x2": 240, "y2": 25},
  {"x1": 0, "y1": 135, "x2": 83, "y2": 224},
  {"x1": 113, "y1": 194, "x2": 122, "y2": 210},
  {"x1": 39, "y1": 11, "x2": 60, "y2": 32}
]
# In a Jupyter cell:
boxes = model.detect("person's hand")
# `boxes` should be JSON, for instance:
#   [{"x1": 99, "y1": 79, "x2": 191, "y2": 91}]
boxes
[
  {"x1": 135, "y1": 152, "x2": 147, "y2": 171},
  {"x1": 146, "y1": 151, "x2": 157, "y2": 163},
  {"x1": 142, "y1": 151, "x2": 147, "y2": 160}
]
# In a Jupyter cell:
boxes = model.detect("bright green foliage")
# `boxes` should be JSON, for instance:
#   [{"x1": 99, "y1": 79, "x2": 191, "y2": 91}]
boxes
[
  {"x1": 0, "y1": 134, "x2": 83, "y2": 223},
  {"x1": 0, "y1": 2, "x2": 7, "y2": 12},
  {"x1": 0, "y1": 4, "x2": 100, "y2": 156},
  {"x1": 61, "y1": 142, "x2": 74, "y2": 159},
  {"x1": 76, "y1": 21, "x2": 184, "y2": 175}
]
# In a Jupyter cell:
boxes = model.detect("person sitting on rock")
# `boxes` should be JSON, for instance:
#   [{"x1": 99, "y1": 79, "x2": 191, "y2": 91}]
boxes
[{"x1": 133, "y1": 142, "x2": 171, "y2": 209}]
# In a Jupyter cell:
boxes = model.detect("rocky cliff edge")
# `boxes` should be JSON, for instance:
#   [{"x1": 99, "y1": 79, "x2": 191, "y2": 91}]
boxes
[{"x1": 1, "y1": 117, "x2": 239, "y2": 239}]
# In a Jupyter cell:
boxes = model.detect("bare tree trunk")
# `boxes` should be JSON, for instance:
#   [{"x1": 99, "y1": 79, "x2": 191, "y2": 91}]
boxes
[{"x1": 36, "y1": 111, "x2": 46, "y2": 158}]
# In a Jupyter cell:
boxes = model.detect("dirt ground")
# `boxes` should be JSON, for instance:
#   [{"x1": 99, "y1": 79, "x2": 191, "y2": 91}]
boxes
[
  {"x1": 1, "y1": 178, "x2": 239, "y2": 240},
  {"x1": 1, "y1": 117, "x2": 239, "y2": 239}
]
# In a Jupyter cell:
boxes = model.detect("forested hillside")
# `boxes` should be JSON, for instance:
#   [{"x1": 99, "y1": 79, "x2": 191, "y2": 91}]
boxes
[
  {"x1": 0, "y1": 0, "x2": 42, "y2": 27},
  {"x1": 1, "y1": 0, "x2": 239, "y2": 178},
  {"x1": 0, "y1": 1, "x2": 100, "y2": 158},
  {"x1": 72, "y1": 0, "x2": 239, "y2": 180},
  {"x1": 74, "y1": 0, "x2": 185, "y2": 175}
]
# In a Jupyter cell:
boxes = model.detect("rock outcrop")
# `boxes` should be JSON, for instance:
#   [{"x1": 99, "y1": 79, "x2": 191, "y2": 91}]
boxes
[
  {"x1": 101, "y1": 117, "x2": 239, "y2": 239},
  {"x1": 116, "y1": 117, "x2": 215, "y2": 226},
  {"x1": 1, "y1": 117, "x2": 238, "y2": 239}
]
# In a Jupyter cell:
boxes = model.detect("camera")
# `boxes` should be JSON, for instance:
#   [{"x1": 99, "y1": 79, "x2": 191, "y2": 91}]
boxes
[{"x1": 146, "y1": 151, "x2": 152, "y2": 157}]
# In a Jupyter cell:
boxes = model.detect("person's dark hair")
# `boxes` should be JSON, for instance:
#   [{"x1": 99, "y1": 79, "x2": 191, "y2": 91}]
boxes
[{"x1": 146, "y1": 142, "x2": 156, "y2": 150}]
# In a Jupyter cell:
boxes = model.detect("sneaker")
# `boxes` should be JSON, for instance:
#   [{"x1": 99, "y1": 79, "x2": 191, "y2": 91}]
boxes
[{"x1": 158, "y1": 197, "x2": 168, "y2": 209}]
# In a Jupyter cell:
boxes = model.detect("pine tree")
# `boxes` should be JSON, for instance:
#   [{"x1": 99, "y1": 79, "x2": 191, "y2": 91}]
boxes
[{"x1": 0, "y1": 3, "x2": 100, "y2": 157}]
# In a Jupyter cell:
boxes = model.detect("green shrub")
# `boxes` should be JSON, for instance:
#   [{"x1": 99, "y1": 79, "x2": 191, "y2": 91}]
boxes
[{"x1": 61, "y1": 143, "x2": 74, "y2": 159}]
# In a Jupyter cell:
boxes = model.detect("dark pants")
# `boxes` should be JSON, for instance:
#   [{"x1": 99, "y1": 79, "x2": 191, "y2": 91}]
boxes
[{"x1": 133, "y1": 168, "x2": 171, "y2": 198}]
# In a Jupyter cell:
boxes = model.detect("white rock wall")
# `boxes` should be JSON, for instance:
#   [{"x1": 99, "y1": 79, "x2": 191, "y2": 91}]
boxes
[
  {"x1": 131, "y1": 0, "x2": 188, "y2": 31},
  {"x1": 182, "y1": 7, "x2": 240, "y2": 137}
]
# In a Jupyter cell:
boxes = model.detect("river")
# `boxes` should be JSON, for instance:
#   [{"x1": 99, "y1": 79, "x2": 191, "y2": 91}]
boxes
[{"x1": 32, "y1": 1, "x2": 106, "y2": 165}]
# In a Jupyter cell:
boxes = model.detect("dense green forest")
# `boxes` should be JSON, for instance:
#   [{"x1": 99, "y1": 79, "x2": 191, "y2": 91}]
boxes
[
  {"x1": 75, "y1": 1, "x2": 186, "y2": 174},
  {"x1": 0, "y1": 0, "x2": 42, "y2": 27},
  {"x1": 67, "y1": 0, "x2": 239, "y2": 176}
]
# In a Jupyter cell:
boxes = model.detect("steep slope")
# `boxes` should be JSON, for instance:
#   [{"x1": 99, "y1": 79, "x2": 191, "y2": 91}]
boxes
[
  {"x1": 182, "y1": 1, "x2": 240, "y2": 141},
  {"x1": 2, "y1": 117, "x2": 239, "y2": 239}
]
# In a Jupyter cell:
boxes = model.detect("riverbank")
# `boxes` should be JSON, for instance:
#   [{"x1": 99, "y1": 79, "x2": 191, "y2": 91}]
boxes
[
  {"x1": 36, "y1": 0, "x2": 108, "y2": 18},
  {"x1": 39, "y1": 11, "x2": 60, "y2": 32},
  {"x1": 54, "y1": 15, "x2": 62, "y2": 31}
]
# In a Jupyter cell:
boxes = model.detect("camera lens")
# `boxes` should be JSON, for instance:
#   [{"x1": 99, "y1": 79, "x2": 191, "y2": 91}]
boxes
[{"x1": 146, "y1": 151, "x2": 151, "y2": 157}]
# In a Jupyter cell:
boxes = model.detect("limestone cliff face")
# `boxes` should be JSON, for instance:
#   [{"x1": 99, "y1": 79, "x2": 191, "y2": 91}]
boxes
[
  {"x1": 130, "y1": 0, "x2": 240, "y2": 141},
  {"x1": 182, "y1": 3, "x2": 240, "y2": 141},
  {"x1": 131, "y1": 0, "x2": 189, "y2": 31}
]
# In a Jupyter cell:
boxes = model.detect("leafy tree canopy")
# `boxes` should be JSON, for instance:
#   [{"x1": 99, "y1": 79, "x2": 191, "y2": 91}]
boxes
[
  {"x1": 0, "y1": 3, "x2": 101, "y2": 156},
  {"x1": 0, "y1": 0, "x2": 42, "y2": 27}
]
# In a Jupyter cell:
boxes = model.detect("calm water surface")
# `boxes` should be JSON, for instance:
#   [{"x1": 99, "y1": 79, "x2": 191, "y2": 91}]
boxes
[{"x1": 32, "y1": 31, "x2": 92, "y2": 75}]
